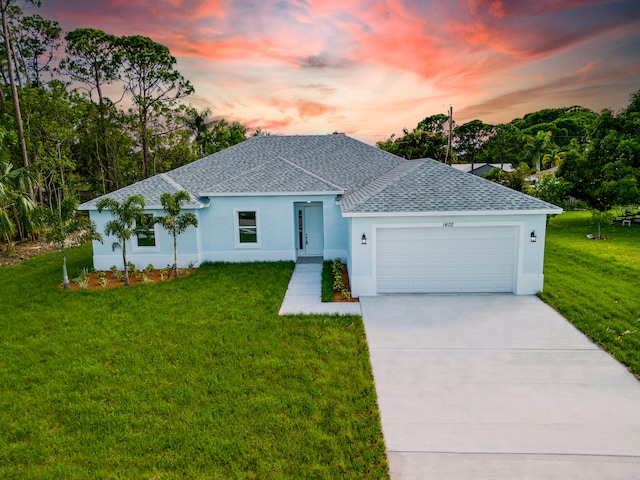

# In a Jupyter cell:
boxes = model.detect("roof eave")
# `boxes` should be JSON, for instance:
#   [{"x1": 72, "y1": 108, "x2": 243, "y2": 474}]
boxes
[{"x1": 342, "y1": 208, "x2": 564, "y2": 217}]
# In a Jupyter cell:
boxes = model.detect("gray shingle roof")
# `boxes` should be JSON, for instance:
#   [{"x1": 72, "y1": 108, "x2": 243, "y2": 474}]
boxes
[
  {"x1": 80, "y1": 134, "x2": 560, "y2": 215},
  {"x1": 80, "y1": 173, "x2": 206, "y2": 210},
  {"x1": 340, "y1": 158, "x2": 561, "y2": 214}
]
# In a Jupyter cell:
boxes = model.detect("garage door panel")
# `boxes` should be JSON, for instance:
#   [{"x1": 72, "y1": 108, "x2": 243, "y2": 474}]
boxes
[{"x1": 376, "y1": 226, "x2": 517, "y2": 294}]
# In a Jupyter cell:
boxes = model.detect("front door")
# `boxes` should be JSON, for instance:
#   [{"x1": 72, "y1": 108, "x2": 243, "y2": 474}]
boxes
[{"x1": 303, "y1": 206, "x2": 324, "y2": 256}]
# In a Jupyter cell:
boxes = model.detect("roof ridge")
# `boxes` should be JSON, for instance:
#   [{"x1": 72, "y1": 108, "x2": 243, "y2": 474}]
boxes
[
  {"x1": 340, "y1": 159, "x2": 425, "y2": 211},
  {"x1": 276, "y1": 155, "x2": 345, "y2": 191},
  {"x1": 160, "y1": 173, "x2": 205, "y2": 206}
]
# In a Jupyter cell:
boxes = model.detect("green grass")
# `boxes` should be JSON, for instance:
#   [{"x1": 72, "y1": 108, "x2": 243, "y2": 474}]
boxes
[
  {"x1": 0, "y1": 245, "x2": 388, "y2": 479},
  {"x1": 322, "y1": 260, "x2": 334, "y2": 302},
  {"x1": 540, "y1": 211, "x2": 640, "y2": 378}
]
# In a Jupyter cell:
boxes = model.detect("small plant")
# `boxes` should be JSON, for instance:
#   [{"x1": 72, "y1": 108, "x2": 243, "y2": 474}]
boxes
[
  {"x1": 331, "y1": 258, "x2": 351, "y2": 300},
  {"x1": 127, "y1": 261, "x2": 136, "y2": 273},
  {"x1": 75, "y1": 276, "x2": 90, "y2": 289},
  {"x1": 110, "y1": 265, "x2": 119, "y2": 275},
  {"x1": 113, "y1": 269, "x2": 123, "y2": 281},
  {"x1": 99, "y1": 277, "x2": 109, "y2": 289},
  {"x1": 160, "y1": 265, "x2": 171, "y2": 281},
  {"x1": 145, "y1": 264, "x2": 154, "y2": 275},
  {"x1": 179, "y1": 268, "x2": 187, "y2": 276},
  {"x1": 187, "y1": 260, "x2": 195, "y2": 269},
  {"x1": 97, "y1": 270, "x2": 107, "y2": 281},
  {"x1": 160, "y1": 272, "x2": 166, "y2": 281},
  {"x1": 141, "y1": 273, "x2": 151, "y2": 284},
  {"x1": 78, "y1": 267, "x2": 90, "y2": 279}
]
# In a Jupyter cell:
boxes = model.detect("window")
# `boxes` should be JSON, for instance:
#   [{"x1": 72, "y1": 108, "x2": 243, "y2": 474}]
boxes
[
  {"x1": 237, "y1": 211, "x2": 257, "y2": 244},
  {"x1": 137, "y1": 214, "x2": 156, "y2": 247}
]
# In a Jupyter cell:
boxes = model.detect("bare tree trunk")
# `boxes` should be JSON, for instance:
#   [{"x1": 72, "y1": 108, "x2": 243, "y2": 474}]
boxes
[{"x1": 1, "y1": 0, "x2": 30, "y2": 176}]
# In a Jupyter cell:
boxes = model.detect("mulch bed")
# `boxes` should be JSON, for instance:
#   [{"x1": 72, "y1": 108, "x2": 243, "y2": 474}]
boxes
[
  {"x1": 333, "y1": 263, "x2": 359, "y2": 302},
  {"x1": 62, "y1": 267, "x2": 195, "y2": 290}
]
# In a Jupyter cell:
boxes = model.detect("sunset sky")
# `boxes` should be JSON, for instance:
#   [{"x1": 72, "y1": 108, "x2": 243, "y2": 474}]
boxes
[{"x1": 38, "y1": 0, "x2": 640, "y2": 144}]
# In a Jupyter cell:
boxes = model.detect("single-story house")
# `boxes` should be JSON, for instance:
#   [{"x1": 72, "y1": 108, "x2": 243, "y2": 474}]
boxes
[
  {"x1": 80, "y1": 134, "x2": 562, "y2": 296},
  {"x1": 452, "y1": 162, "x2": 515, "y2": 176}
]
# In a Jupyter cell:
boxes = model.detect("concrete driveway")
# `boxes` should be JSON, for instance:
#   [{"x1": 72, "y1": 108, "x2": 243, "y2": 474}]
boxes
[{"x1": 361, "y1": 294, "x2": 640, "y2": 479}]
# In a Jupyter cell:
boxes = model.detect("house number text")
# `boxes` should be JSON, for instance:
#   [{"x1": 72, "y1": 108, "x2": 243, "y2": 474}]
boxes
[{"x1": 442, "y1": 222, "x2": 454, "y2": 227}]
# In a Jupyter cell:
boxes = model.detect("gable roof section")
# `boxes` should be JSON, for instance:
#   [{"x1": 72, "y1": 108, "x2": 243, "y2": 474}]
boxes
[
  {"x1": 80, "y1": 172, "x2": 207, "y2": 210},
  {"x1": 341, "y1": 158, "x2": 562, "y2": 215}
]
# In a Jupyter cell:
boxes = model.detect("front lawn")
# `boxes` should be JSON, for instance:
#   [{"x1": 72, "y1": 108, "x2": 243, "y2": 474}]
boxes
[
  {"x1": 0, "y1": 245, "x2": 388, "y2": 479},
  {"x1": 540, "y1": 211, "x2": 640, "y2": 378}
]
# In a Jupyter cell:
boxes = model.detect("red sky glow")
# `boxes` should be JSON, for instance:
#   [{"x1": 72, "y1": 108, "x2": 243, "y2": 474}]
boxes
[{"x1": 38, "y1": 0, "x2": 640, "y2": 144}]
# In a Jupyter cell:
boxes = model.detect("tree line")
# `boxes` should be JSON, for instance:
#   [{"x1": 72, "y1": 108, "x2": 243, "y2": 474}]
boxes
[
  {"x1": 0, "y1": 0, "x2": 249, "y2": 252},
  {"x1": 377, "y1": 92, "x2": 640, "y2": 213}
]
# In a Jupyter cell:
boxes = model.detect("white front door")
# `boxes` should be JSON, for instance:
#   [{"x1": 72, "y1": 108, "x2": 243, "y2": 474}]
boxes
[{"x1": 303, "y1": 206, "x2": 324, "y2": 256}]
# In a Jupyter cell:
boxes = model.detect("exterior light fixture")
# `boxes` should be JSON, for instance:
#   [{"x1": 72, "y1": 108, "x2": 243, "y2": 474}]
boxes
[
  {"x1": 361, "y1": 233, "x2": 367, "y2": 245},
  {"x1": 530, "y1": 230, "x2": 537, "y2": 243}
]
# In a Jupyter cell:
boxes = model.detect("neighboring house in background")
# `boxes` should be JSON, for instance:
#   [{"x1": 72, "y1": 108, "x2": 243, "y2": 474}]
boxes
[
  {"x1": 452, "y1": 162, "x2": 515, "y2": 176},
  {"x1": 80, "y1": 135, "x2": 562, "y2": 296},
  {"x1": 527, "y1": 166, "x2": 559, "y2": 186}
]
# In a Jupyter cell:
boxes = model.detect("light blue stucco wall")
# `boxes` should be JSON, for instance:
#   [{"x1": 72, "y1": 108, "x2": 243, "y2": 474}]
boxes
[
  {"x1": 196, "y1": 195, "x2": 347, "y2": 262},
  {"x1": 90, "y1": 208, "x2": 200, "y2": 270},
  {"x1": 347, "y1": 213, "x2": 551, "y2": 297},
  {"x1": 88, "y1": 194, "x2": 349, "y2": 270}
]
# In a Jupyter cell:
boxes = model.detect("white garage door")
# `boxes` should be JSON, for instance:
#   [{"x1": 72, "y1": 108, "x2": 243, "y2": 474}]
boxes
[{"x1": 376, "y1": 226, "x2": 518, "y2": 293}]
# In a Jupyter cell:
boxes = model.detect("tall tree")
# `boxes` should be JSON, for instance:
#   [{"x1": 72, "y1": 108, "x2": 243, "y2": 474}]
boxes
[
  {"x1": 14, "y1": 13, "x2": 61, "y2": 87},
  {"x1": 157, "y1": 190, "x2": 198, "y2": 277},
  {"x1": 377, "y1": 113, "x2": 450, "y2": 161},
  {"x1": 59, "y1": 28, "x2": 122, "y2": 191},
  {"x1": 96, "y1": 194, "x2": 146, "y2": 286},
  {"x1": 454, "y1": 120, "x2": 494, "y2": 171},
  {"x1": 524, "y1": 130, "x2": 553, "y2": 171},
  {"x1": 477, "y1": 123, "x2": 524, "y2": 169},
  {"x1": 0, "y1": 0, "x2": 38, "y2": 173},
  {"x1": 117, "y1": 35, "x2": 194, "y2": 179}
]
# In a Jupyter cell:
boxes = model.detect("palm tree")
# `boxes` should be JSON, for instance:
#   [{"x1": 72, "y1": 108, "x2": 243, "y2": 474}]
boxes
[
  {"x1": 525, "y1": 131, "x2": 552, "y2": 171},
  {"x1": 39, "y1": 196, "x2": 103, "y2": 289},
  {"x1": 542, "y1": 149, "x2": 566, "y2": 169},
  {"x1": 157, "y1": 190, "x2": 198, "y2": 278},
  {"x1": 96, "y1": 194, "x2": 146, "y2": 286},
  {"x1": 0, "y1": 161, "x2": 35, "y2": 255}
]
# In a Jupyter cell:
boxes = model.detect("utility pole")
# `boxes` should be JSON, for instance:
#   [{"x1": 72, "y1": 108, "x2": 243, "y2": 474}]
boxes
[{"x1": 445, "y1": 105, "x2": 453, "y2": 165}]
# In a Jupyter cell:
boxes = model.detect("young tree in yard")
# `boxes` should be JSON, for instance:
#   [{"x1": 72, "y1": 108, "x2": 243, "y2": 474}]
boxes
[
  {"x1": 39, "y1": 196, "x2": 102, "y2": 289},
  {"x1": 157, "y1": 190, "x2": 197, "y2": 278},
  {"x1": 96, "y1": 194, "x2": 146, "y2": 286}
]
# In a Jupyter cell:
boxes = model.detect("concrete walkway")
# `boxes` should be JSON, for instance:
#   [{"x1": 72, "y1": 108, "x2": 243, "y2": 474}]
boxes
[
  {"x1": 278, "y1": 258, "x2": 362, "y2": 315},
  {"x1": 361, "y1": 294, "x2": 640, "y2": 479}
]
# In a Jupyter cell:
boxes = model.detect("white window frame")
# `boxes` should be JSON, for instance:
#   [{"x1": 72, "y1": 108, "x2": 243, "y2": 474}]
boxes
[
  {"x1": 133, "y1": 213, "x2": 160, "y2": 252},
  {"x1": 234, "y1": 208, "x2": 261, "y2": 248}
]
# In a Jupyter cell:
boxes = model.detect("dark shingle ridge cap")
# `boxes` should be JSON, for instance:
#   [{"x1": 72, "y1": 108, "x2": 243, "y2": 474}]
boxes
[
  {"x1": 276, "y1": 155, "x2": 345, "y2": 191},
  {"x1": 340, "y1": 159, "x2": 424, "y2": 212}
]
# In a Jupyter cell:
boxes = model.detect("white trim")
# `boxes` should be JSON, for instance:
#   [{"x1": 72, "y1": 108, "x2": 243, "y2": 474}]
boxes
[
  {"x1": 234, "y1": 208, "x2": 261, "y2": 248},
  {"x1": 200, "y1": 190, "x2": 343, "y2": 197},
  {"x1": 371, "y1": 221, "x2": 524, "y2": 294},
  {"x1": 343, "y1": 208, "x2": 562, "y2": 217},
  {"x1": 81, "y1": 202, "x2": 208, "y2": 211}
]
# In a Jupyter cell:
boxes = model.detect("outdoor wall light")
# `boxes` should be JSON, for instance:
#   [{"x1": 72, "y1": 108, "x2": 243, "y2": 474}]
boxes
[
  {"x1": 530, "y1": 230, "x2": 537, "y2": 243},
  {"x1": 361, "y1": 233, "x2": 367, "y2": 245}
]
